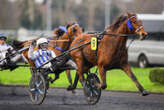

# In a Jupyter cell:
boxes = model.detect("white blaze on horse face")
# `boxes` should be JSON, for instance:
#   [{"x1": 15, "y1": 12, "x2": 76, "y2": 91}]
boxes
[{"x1": 66, "y1": 59, "x2": 78, "y2": 70}]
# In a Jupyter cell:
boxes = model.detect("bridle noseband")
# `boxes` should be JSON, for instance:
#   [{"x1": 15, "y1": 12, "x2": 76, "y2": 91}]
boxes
[{"x1": 127, "y1": 16, "x2": 143, "y2": 33}]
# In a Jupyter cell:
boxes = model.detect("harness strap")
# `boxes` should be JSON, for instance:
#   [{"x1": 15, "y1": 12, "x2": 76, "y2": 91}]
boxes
[
  {"x1": 135, "y1": 26, "x2": 143, "y2": 33},
  {"x1": 55, "y1": 46, "x2": 65, "y2": 52},
  {"x1": 87, "y1": 31, "x2": 137, "y2": 37}
]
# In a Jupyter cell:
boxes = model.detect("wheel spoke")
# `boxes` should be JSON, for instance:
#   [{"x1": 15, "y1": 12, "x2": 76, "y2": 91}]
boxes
[
  {"x1": 35, "y1": 82, "x2": 38, "y2": 87},
  {"x1": 30, "y1": 88, "x2": 36, "y2": 92},
  {"x1": 38, "y1": 80, "x2": 43, "y2": 87},
  {"x1": 36, "y1": 80, "x2": 43, "y2": 88},
  {"x1": 93, "y1": 89, "x2": 98, "y2": 96},
  {"x1": 88, "y1": 86, "x2": 91, "y2": 91},
  {"x1": 38, "y1": 89, "x2": 44, "y2": 94},
  {"x1": 90, "y1": 91, "x2": 93, "y2": 97},
  {"x1": 34, "y1": 92, "x2": 39, "y2": 101},
  {"x1": 34, "y1": 80, "x2": 42, "y2": 88}
]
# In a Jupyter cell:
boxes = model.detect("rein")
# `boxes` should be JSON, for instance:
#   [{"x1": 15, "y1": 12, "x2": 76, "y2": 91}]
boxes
[
  {"x1": 54, "y1": 32, "x2": 75, "y2": 52},
  {"x1": 126, "y1": 38, "x2": 135, "y2": 50},
  {"x1": 70, "y1": 31, "x2": 138, "y2": 49},
  {"x1": 37, "y1": 41, "x2": 91, "y2": 69},
  {"x1": 55, "y1": 46, "x2": 65, "y2": 52},
  {"x1": 87, "y1": 31, "x2": 138, "y2": 38},
  {"x1": 37, "y1": 33, "x2": 137, "y2": 69}
]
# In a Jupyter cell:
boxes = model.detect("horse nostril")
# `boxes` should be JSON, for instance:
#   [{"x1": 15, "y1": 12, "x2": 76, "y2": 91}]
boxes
[
  {"x1": 142, "y1": 33, "x2": 148, "y2": 39},
  {"x1": 141, "y1": 33, "x2": 145, "y2": 36}
]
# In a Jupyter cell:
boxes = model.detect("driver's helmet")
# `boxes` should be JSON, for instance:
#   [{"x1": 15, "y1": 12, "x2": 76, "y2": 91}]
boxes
[
  {"x1": 36, "y1": 38, "x2": 48, "y2": 48},
  {"x1": 0, "y1": 33, "x2": 7, "y2": 41}
]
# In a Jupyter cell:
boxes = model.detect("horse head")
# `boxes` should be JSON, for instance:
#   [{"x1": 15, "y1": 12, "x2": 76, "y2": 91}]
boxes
[
  {"x1": 52, "y1": 28, "x2": 65, "y2": 40},
  {"x1": 49, "y1": 22, "x2": 82, "y2": 53},
  {"x1": 126, "y1": 11, "x2": 148, "y2": 40},
  {"x1": 66, "y1": 23, "x2": 83, "y2": 41},
  {"x1": 52, "y1": 22, "x2": 77, "y2": 40},
  {"x1": 11, "y1": 40, "x2": 28, "y2": 50}
]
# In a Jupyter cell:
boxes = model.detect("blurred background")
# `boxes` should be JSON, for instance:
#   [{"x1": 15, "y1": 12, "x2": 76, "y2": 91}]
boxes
[{"x1": 0, "y1": 0, "x2": 164, "y2": 40}]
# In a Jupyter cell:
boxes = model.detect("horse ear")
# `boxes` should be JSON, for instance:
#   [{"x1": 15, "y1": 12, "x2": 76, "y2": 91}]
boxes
[{"x1": 126, "y1": 11, "x2": 131, "y2": 17}]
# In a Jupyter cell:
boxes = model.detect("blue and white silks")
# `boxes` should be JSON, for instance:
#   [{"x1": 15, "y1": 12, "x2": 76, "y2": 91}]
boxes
[{"x1": 28, "y1": 45, "x2": 56, "y2": 68}]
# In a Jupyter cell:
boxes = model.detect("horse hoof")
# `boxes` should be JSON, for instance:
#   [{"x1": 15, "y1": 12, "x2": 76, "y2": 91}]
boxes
[
  {"x1": 67, "y1": 85, "x2": 74, "y2": 91},
  {"x1": 71, "y1": 90, "x2": 76, "y2": 94},
  {"x1": 101, "y1": 85, "x2": 107, "y2": 90},
  {"x1": 142, "y1": 90, "x2": 150, "y2": 96}
]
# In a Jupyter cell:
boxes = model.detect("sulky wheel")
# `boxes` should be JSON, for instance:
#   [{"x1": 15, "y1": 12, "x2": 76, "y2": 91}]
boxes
[
  {"x1": 83, "y1": 73, "x2": 101, "y2": 105},
  {"x1": 29, "y1": 72, "x2": 47, "y2": 105}
]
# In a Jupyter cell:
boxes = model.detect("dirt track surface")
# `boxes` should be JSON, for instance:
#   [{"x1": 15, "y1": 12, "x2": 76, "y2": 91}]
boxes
[{"x1": 0, "y1": 86, "x2": 164, "y2": 110}]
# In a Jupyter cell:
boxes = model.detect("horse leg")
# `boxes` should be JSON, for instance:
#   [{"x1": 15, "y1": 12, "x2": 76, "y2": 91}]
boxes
[
  {"x1": 73, "y1": 57, "x2": 85, "y2": 87},
  {"x1": 71, "y1": 65, "x2": 90, "y2": 90},
  {"x1": 49, "y1": 73, "x2": 59, "y2": 83},
  {"x1": 121, "y1": 64, "x2": 149, "y2": 96},
  {"x1": 72, "y1": 72, "x2": 79, "y2": 89},
  {"x1": 66, "y1": 70, "x2": 73, "y2": 90},
  {"x1": 98, "y1": 65, "x2": 107, "y2": 89}
]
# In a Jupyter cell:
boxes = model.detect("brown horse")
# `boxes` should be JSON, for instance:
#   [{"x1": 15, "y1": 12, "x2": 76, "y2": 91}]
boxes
[
  {"x1": 12, "y1": 23, "x2": 82, "y2": 89},
  {"x1": 70, "y1": 11, "x2": 149, "y2": 96}
]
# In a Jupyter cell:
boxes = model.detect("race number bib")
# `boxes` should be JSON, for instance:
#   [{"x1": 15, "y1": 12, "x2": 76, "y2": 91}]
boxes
[{"x1": 91, "y1": 37, "x2": 97, "y2": 50}]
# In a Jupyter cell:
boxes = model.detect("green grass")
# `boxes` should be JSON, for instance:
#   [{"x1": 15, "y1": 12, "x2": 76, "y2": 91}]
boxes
[{"x1": 0, "y1": 67, "x2": 164, "y2": 93}]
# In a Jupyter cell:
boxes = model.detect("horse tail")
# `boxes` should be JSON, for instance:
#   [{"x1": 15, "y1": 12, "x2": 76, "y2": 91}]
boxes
[{"x1": 11, "y1": 40, "x2": 26, "y2": 50}]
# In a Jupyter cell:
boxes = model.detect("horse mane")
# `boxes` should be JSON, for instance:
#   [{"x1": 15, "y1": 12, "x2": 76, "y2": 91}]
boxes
[
  {"x1": 107, "y1": 15, "x2": 128, "y2": 31},
  {"x1": 11, "y1": 40, "x2": 26, "y2": 50}
]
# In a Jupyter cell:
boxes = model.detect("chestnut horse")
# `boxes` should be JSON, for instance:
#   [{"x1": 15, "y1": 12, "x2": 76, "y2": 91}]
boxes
[
  {"x1": 70, "y1": 11, "x2": 149, "y2": 96},
  {"x1": 12, "y1": 23, "x2": 82, "y2": 89}
]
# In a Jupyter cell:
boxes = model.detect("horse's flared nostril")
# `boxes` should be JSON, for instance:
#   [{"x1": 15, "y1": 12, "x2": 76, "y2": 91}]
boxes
[
  {"x1": 141, "y1": 33, "x2": 145, "y2": 36},
  {"x1": 141, "y1": 33, "x2": 148, "y2": 39}
]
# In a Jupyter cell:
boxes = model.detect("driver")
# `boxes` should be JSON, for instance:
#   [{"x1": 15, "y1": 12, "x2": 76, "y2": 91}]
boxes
[
  {"x1": 28, "y1": 38, "x2": 56, "y2": 70},
  {"x1": 28, "y1": 38, "x2": 77, "y2": 72},
  {"x1": 0, "y1": 33, "x2": 21, "y2": 71}
]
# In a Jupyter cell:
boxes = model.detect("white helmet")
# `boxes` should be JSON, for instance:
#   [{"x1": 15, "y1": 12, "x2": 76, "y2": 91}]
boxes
[{"x1": 36, "y1": 38, "x2": 48, "y2": 47}]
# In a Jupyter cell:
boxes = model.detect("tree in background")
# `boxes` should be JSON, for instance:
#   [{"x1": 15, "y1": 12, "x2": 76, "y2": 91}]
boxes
[
  {"x1": 0, "y1": 0, "x2": 20, "y2": 29},
  {"x1": 0, "y1": 0, "x2": 163, "y2": 30},
  {"x1": 19, "y1": 0, "x2": 43, "y2": 29},
  {"x1": 110, "y1": 2, "x2": 121, "y2": 24},
  {"x1": 116, "y1": 0, "x2": 164, "y2": 14},
  {"x1": 133, "y1": 0, "x2": 163, "y2": 14},
  {"x1": 50, "y1": 0, "x2": 117, "y2": 31}
]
